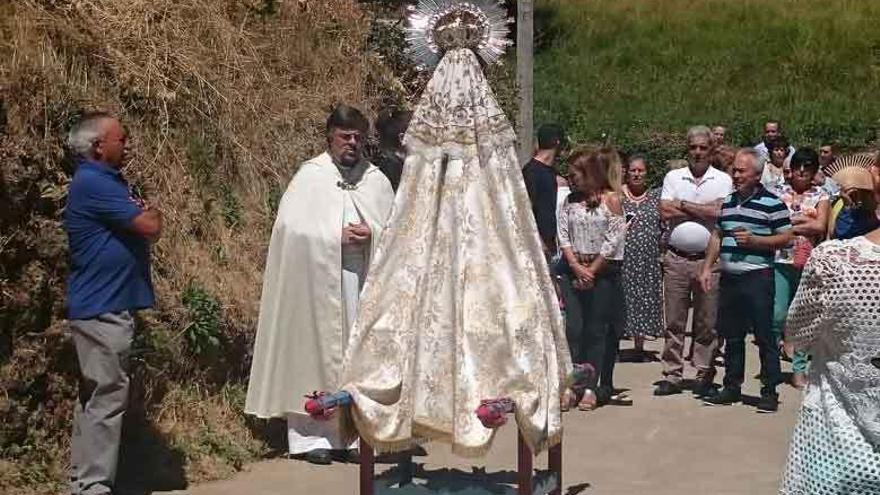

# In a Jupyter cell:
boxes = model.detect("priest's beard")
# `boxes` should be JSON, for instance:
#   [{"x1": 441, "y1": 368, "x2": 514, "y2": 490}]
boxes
[{"x1": 335, "y1": 158, "x2": 368, "y2": 186}]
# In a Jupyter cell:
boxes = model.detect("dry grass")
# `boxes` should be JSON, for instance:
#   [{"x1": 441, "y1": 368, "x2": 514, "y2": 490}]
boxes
[
  {"x1": 0, "y1": 0, "x2": 398, "y2": 492},
  {"x1": 4, "y1": 0, "x2": 383, "y2": 320}
]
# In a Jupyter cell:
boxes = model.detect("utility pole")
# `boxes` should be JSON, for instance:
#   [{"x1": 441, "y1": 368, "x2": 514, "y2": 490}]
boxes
[{"x1": 516, "y1": 0, "x2": 534, "y2": 165}]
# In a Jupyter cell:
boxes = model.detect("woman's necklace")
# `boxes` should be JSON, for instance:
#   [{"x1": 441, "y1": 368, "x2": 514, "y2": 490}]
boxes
[{"x1": 624, "y1": 185, "x2": 648, "y2": 204}]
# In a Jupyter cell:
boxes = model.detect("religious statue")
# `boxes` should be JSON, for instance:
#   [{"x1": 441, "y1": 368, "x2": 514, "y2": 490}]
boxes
[{"x1": 337, "y1": 0, "x2": 573, "y2": 457}]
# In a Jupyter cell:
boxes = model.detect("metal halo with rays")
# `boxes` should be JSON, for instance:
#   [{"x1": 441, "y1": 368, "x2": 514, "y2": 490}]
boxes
[
  {"x1": 822, "y1": 151, "x2": 879, "y2": 177},
  {"x1": 406, "y1": 0, "x2": 513, "y2": 70}
]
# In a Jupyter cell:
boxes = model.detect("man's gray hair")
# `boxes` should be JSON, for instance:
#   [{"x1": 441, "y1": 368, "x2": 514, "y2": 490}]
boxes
[
  {"x1": 66, "y1": 112, "x2": 111, "y2": 159},
  {"x1": 686, "y1": 125, "x2": 713, "y2": 143},
  {"x1": 736, "y1": 147, "x2": 766, "y2": 174}
]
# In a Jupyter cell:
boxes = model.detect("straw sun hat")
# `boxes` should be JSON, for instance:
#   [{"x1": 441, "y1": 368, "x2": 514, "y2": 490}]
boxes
[{"x1": 823, "y1": 152, "x2": 878, "y2": 191}]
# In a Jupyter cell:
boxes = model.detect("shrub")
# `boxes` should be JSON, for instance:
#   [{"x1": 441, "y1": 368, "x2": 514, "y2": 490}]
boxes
[
  {"x1": 182, "y1": 284, "x2": 223, "y2": 357},
  {"x1": 535, "y1": 0, "x2": 880, "y2": 186}
]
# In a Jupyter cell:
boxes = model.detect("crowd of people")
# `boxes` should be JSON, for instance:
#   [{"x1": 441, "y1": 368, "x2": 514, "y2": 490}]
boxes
[
  {"x1": 524, "y1": 120, "x2": 880, "y2": 492},
  {"x1": 61, "y1": 107, "x2": 880, "y2": 495},
  {"x1": 525, "y1": 121, "x2": 878, "y2": 408}
]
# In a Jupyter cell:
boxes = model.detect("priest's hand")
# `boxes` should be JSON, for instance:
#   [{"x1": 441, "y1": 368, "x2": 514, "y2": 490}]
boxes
[{"x1": 342, "y1": 222, "x2": 371, "y2": 245}]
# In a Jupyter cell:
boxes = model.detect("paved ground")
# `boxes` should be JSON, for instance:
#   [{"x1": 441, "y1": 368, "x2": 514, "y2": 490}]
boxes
[{"x1": 170, "y1": 339, "x2": 799, "y2": 494}]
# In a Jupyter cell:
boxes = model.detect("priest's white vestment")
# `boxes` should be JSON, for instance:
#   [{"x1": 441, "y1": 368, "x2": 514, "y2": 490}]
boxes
[{"x1": 246, "y1": 152, "x2": 393, "y2": 452}]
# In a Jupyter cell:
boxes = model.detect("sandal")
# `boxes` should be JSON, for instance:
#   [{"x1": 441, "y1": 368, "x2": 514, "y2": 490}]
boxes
[{"x1": 577, "y1": 389, "x2": 598, "y2": 411}]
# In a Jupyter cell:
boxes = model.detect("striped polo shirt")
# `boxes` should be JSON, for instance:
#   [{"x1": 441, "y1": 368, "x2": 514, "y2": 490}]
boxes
[{"x1": 717, "y1": 185, "x2": 791, "y2": 273}]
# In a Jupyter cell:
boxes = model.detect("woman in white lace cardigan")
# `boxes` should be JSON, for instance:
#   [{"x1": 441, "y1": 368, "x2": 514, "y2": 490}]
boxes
[{"x1": 780, "y1": 184, "x2": 880, "y2": 494}]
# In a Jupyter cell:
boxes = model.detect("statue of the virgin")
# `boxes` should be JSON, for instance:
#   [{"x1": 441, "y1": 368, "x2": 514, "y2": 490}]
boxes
[{"x1": 339, "y1": 0, "x2": 573, "y2": 457}]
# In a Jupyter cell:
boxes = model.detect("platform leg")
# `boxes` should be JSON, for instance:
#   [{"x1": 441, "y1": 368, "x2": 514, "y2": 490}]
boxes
[
  {"x1": 518, "y1": 431, "x2": 533, "y2": 495},
  {"x1": 360, "y1": 437, "x2": 374, "y2": 495},
  {"x1": 549, "y1": 440, "x2": 562, "y2": 495},
  {"x1": 399, "y1": 452, "x2": 414, "y2": 486}
]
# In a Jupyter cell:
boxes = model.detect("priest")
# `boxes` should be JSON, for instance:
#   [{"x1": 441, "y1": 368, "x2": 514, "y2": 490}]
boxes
[{"x1": 245, "y1": 105, "x2": 394, "y2": 465}]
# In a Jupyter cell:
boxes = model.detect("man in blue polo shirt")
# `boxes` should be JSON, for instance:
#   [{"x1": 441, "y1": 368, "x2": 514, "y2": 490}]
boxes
[
  {"x1": 698, "y1": 147, "x2": 792, "y2": 412},
  {"x1": 64, "y1": 112, "x2": 162, "y2": 495}
]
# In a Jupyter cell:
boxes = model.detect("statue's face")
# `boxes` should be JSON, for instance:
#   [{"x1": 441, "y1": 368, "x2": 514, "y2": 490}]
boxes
[{"x1": 433, "y1": 10, "x2": 486, "y2": 50}]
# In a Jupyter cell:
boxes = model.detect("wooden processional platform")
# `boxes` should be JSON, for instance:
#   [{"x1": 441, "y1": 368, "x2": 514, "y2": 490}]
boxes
[{"x1": 358, "y1": 433, "x2": 562, "y2": 495}]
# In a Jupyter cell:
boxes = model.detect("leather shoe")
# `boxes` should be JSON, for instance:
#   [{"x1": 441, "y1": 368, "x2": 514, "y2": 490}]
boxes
[
  {"x1": 703, "y1": 388, "x2": 741, "y2": 406},
  {"x1": 692, "y1": 380, "x2": 718, "y2": 398},
  {"x1": 332, "y1": 449, "x2": 360, "y2": 464},
  {"x1": 653, "y1": 381, "x2": 682, "y2": 396},
  {"x1": 756, "y1": 393, "x2": 779, "y2": 413},
  {"x1": 303, "y1": 449, "x2": 333, "y2": 465}
]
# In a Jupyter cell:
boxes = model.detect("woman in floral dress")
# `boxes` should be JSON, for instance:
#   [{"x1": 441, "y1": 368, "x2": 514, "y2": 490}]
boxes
[{"x1": 621, "y1": 155, "x2": 664, "y2": 358}]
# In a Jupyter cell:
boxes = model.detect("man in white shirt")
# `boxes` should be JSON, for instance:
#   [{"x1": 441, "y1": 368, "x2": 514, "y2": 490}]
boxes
[
  {"x1": 655, "y1": 126, "x2": 733, "y2": 397},
  {"x1": 753, "y1": 120, "x2": 795, "y2": 162}
]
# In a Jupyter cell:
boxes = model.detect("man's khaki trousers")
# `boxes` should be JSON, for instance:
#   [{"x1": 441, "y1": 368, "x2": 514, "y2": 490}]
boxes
[
  {"x1": 661, "y1": 251, "x2": 719, "y2": 384},
  {"x1": 69, "y1": 311, "x2": 134, "y2": 495}
]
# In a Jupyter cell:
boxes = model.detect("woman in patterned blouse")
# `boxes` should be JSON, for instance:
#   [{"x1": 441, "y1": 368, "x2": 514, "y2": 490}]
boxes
[
  {"x1": 558, "y1": 147, "x2": 628, "y2": 410},
  {"x1": 768, "y1": 148, "x2": 830, "y2": 389}
]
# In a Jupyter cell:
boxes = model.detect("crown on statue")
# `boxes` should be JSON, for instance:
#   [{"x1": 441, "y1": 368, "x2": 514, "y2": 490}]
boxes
[{"x1": 406, "y1": 0, "x2": 513, "y2": 70}]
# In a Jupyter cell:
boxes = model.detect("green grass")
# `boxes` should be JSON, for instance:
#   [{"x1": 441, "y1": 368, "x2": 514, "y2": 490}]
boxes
[{"x1": 535, "y1": 0, "x2": 880, "y2": 165}]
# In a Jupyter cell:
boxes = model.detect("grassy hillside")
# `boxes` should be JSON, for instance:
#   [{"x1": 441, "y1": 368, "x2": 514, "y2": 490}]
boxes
[{"x1": 535, "y1": 0, "x2": 880, "y2": 178}]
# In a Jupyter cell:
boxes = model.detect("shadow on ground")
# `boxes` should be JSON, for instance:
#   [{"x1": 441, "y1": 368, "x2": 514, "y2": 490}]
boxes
[
  {"x1": 617, "y1": 348, "x2": 660, "y2": 363},
  {"x1": 373, "y1": 463, "x2": 590, "y2": 494},
  {"x1": 114, "y1": 371, "x2": 188, "y2": 495}
]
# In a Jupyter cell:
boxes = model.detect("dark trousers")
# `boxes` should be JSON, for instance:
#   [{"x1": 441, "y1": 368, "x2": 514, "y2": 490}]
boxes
[
  {"x1": 716, "y1": 269, "x2": 782, "y2": 395},
  {"x1": 562, "y1": 263, "x2": 624, "y2": 400}
]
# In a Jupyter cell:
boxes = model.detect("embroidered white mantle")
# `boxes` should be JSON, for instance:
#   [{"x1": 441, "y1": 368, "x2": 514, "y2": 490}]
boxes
[{"x1": 340, "y1": 49, "x2": 573, "y2": 457}]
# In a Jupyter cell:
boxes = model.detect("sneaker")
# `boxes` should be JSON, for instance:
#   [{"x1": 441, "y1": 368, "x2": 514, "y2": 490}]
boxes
[
  {"x1": 692, "y1": 380, "x2": 718, "y2": 398},
  {"x1": 653, "y1": 381, "x2": 683, "y2": 396},
  {"x1": 703, "y1": 388, "x2": 741, "y2": 406},
  {"x1": 756, "y1": 393, "x2": 779, "y2": 413}
]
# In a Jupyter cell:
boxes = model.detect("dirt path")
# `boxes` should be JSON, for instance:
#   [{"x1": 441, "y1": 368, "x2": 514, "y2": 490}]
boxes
[{"x1": 169, "y1": 339, "x2": 799, "y2": 494}]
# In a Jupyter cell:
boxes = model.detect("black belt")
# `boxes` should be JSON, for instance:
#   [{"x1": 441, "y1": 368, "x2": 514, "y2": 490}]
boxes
[
  {"x1": 668, "y1": 246, "x2": 705, "y2": 261},
  {"x1": 722, "y1": 267, "x2": 773, "y2": 278}
]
